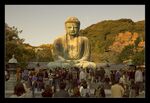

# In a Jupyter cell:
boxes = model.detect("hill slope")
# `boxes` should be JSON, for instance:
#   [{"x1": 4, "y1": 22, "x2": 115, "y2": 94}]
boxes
[{"x1": 79, "y1": 18, "x2": 145, "y2": 64}]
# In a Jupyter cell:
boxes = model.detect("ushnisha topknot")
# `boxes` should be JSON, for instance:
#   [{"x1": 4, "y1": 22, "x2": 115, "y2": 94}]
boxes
[{"x1": 65, "y1": 16, "x2": 80, "y2": 25}]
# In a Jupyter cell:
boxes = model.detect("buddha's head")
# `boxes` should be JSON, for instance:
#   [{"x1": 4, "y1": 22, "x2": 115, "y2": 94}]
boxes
[{"x1": 65, "y1": 16, "x2": 80, "y2": 36}]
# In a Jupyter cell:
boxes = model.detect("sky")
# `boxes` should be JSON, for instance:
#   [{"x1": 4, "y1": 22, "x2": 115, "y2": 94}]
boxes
[{"x1": 5, "y1": 5, "x2": 145, "y2": 46}]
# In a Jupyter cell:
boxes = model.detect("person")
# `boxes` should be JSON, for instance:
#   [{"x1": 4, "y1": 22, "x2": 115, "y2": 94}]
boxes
[
  {"x1": 115, "y1": 70, "x2": 121, "y2": 82},
  {"x1": 134, "y1": 67, "x2": 143, "y2": 96},
  {"x1": 99, "y1": 67, "x2": 105, "y2": 82},
  {"x1": 94, "y1": 84, "x2": 106, "y2": 98},
  {"x1": 35, "y1": 63, "x2": 41, "y2": 74},
  {"x1": 16, "y1": 67, "x2": 21, "y2": 82},
  {"x1": 129, "y1": 79, "x2": 136, "y2": 98},
  {"x1": 53, "y1": 81, "x2": 69, "y2": 98},
  {"x1": 71, "y1": 86, "x2": 81, "y2": 97},
  {"x1": 41, "y1": 85, "x2": 53, "y2": 97},
  {"x1": 5, "y1": 64, "x2": 10, "y2": 81},
  {"x1": 10, "y1": 82, "x2": 32, "y2": 98},
  {"x1": 111, "y1": 80, "x2": 125, "y2": 98},
  {"x1": 22, "y1": 68, "x2": 29, "y2": 81},
  {"x1": 47, "y1": 16, "x2": 96, "y2": 69},
  {"x1": 80, "y1": 81, "x2": 90, "y2": 97},
  {"x1": 79, "y1": 69, "x2": 87, "y2": 82},
  {"x1": 5, "y1": 69, "x2": 10, "y2": 81}
]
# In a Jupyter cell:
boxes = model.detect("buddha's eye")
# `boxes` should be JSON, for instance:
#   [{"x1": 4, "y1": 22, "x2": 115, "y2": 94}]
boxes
[{"x1": 68, "y1": 27, "x2": 71, "y2": 29}]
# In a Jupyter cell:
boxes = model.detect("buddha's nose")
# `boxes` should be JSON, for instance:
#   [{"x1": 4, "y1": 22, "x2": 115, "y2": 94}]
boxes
[{"x1": 71, "y1": 27, "x2": 74, "y2": 30}]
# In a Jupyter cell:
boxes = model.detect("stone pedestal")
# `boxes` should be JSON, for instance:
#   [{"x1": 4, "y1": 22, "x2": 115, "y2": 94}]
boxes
[{"x1": 5, "y1": 68, "x2": 16, "y2": 97}]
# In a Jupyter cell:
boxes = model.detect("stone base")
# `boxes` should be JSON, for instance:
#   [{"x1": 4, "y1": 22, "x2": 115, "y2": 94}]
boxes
[{"x1": 47, "y1": 61, "x2": 96, "y2": 69}]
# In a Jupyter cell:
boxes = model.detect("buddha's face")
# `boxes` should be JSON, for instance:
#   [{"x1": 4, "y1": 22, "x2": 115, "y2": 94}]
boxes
[{"x1": 65, "y1": 23, "x2": 80, "y2": 36}]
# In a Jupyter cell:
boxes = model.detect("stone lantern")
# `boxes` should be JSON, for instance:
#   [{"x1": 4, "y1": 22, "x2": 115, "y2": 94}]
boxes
[{"x1": 5, "y1": 54, "x2": 18, "y2": 94}]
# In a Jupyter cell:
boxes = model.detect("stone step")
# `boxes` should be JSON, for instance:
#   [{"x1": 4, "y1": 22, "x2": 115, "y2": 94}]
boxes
[
  {"x1": 8, "y1": 79, "x2": 16, "y2": 81},
  {"x1": 5, "y1": 90, "x2": 43, "y2": 98},
  {"x1": 5, "y1": 85, "x2": 15, "y2": 90},
  {"x1": 5, "y1": 84, "x2": 15, "y2": 88},
  {"x1": 5, "y1": 83, "x2": 15, "y2": 86},
  {"x1": 5, "y1": 77, "x2": 17, "y2": 91},
  {"x1": 5, "y1": 81, "x2": 16, "y2": 84}
]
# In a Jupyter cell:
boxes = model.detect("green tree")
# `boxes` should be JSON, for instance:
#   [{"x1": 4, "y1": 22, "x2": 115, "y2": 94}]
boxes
[
  {"x1": 132, "y1": 49, "x2": 145, "y2": 65},
  {"x1": 117, "y1": 45, "x2": 134, "y2": 63},
  {"x1": 5, "y1": 23, "x2": 36, "y2": 64},
  {"x1": 36, "y1": 44, "x2": 54, "y2": 62},
  {"x1": 5, "y1": 23, "x2": 23, "y2": 61}
]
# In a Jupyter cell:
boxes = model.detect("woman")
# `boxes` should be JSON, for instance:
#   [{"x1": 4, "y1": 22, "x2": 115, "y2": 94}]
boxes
[
  {"x1": 41, "y1": 85, "x2": 53, "y2": 97},
  {"x1": 10, "y1": 82, "x2": 27, "y2": 98}
]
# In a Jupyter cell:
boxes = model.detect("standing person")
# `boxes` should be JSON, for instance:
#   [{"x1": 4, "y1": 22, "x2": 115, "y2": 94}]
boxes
[
  {"x1": 134, "y1": 67, "x2": 143, "y2": 96},
  {"x1": 22, "y1": 68, "x2": 29, "y2": 81},
  {"x1": 43, "y1": 69, "x2": 49, "y2": 88},
  {"x1": 115, "y1": 70, "x2": 121, "y2": 83},
  {"x1": 5, "y1": 69, "x2": 10, "y2": 81},
  {"x1": 104, "y1": 74, "x2": 111, "y2": 89},
  {"x1": 79, "y1": 69, "x2": 86, "y2": 82},
  {"x1": 71, "y1": 68, "x2": 79, "y2": 89},
  {"x1": 35, "y1": 63, "x2": 41, "y2": 74},
  {"x1": 95, "y1": 68, "x2": 100, "y2": 83},
  {"x1": 36, "y1": 70, "x2": 44, "y2": 91},
  {"x1": 95, "y1": 84, "x2": 106, "y2": 98},
  {"x1": 99, "y1": 67, "x2": 105, "y2": 82},
  {"x1": 89, "y1": 68, "x2": 94, "y2": 84},
  {"x1": 80, "y1": 81, "x2": 90, "y2": 97},
  {"x1": 129, "y1": 79, "x2": 136, "y2": 98},
  {"x1": 110, "y1": 70, "x2": 115, "y2": 85},
  {"x1": 48, "y1": 69, "x2": 54, "y2": 86},
  {"x1": 31, "y1": 72, "x2": 37, "y2": 98},
  {"x1": 16, "y1": 67, "x2": 21, "y2": 82},
  {"x1": 53, "y1": 81, "x2": 70, "y2": 98},
  {"x1": 111, "y1": 80, "x2": 125, "y2": 98}
]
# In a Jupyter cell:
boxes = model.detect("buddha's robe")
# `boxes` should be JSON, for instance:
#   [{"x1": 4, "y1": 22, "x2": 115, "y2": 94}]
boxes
[
  {"x1": 53, "y1": 34, "x2": 90, "y2": 61},
  {"x1": 47, "y1": 34, "x2": 96, "y2": 69}
]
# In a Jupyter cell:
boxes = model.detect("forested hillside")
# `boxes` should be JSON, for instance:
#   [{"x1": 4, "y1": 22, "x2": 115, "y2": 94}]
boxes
[{"x1": 79, "y1": 19, "x2": 145, "y2": 65}]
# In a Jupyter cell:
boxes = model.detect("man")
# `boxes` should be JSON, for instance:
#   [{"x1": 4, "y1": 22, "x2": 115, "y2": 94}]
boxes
[
  {"x1": 53, "y1": 81, "x2": 70, "y2": 98},
  {"x1": 35, "y1": 63, "x2": 41, "y2": 74},
  {"x1": 48, "y1": 16, "x2": 96, "y2": 69},
  {"x1": 111, "y1": 80, "x2": 125, "y2": 98},
  {"x1": 134, "y1": 67, "x2": 143, "y2": 96},
  {"x1": 5, "y1": 69, "x2": 10, "y2": 81},
  {"x1": 79, "y1": 69, "x2": 87, "y2": 82}
]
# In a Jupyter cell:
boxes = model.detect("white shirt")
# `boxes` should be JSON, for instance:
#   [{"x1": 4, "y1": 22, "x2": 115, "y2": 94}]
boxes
[
  {"x1": 79, "y1": 71, "x2": 86, "y2": 81},
  {"x1": 135, "y1": 70, "x2": 143, "y2": 83},
  {"x1": 80, "y1": 88, "x2": 90, "y2": 97}
]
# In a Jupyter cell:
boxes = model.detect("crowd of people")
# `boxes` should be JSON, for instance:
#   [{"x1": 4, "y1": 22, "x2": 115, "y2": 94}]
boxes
[{"x1": 5, "y1": 64, "x2": 145, "y2": 98}]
